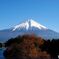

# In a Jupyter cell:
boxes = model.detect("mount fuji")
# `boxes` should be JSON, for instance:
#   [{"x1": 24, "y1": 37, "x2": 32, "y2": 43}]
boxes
[{"x1": 0, "y1": 19, "x2": 59, "y2": 42}]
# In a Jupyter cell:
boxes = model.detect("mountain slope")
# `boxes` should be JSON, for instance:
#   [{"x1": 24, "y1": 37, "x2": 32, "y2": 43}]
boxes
[
  {"x1": 12, "y1": 19, "x2": 47, "y2": 31},
  {"x1": 0, "y1": 19, "x2": 59, "y2": 42}
]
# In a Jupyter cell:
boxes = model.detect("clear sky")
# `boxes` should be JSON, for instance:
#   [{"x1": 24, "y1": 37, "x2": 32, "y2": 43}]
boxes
[{"x1": 0, "y1": 0, "x2": 59, "y2": 32}]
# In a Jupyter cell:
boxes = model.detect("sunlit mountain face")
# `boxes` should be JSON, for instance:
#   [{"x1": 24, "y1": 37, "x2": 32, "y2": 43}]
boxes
[{"x1": 0, "y1": 19, "x2": 59, "y2": 42}]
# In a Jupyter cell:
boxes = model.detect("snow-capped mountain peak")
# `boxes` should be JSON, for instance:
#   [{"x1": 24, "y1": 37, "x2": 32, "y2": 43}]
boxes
[
  {"x1": 12, "y1": 19, "x2": 47, "y2": 31},
  {"x1": 0, "y1": 19, "x2": 59, "y2": 42}
]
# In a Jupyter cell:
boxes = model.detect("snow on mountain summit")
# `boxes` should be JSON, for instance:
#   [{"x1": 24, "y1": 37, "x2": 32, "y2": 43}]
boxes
[
  {"x1": 0, "y1": 19, "x2": 59, "y2": 42},
  {"x1": 30, "y1": 19, "x2": 47, "y2": 30},
  {"x1": 13, "y1": 20, "x2": 29, "y2": 31},
  {"x1": 12, "y1": 19, "x2": 47, "y2": 31}
]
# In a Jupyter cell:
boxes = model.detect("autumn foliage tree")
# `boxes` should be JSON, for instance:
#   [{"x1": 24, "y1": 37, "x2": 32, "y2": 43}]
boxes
[{"x1": 4, "y1": 34, "x2": 51, "y2": 59}]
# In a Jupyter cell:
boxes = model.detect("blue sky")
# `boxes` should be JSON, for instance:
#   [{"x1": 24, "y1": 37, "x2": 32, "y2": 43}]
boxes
[{"x1": 0, "y1": 0, "x2": 59, "y2": 32}]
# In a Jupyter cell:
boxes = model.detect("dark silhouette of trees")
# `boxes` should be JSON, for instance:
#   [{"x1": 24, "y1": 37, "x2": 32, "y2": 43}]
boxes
[
  {"x1": 0, "y1": 42, "x2": 2, "y2": 48},
  {"x1": 41, "y1": 39, "x2": 59, "y2": 59}
]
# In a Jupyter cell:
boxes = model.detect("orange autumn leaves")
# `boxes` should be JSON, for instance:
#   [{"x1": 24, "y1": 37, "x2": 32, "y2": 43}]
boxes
[{"x1": 4, "y1": 34, "x2": 51, "y2": 59}]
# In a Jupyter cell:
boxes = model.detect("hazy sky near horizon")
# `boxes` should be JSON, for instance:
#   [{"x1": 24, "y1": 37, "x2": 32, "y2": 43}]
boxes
[{"x1": 0, "y1": 0, "x2": 59, "y2": 32}]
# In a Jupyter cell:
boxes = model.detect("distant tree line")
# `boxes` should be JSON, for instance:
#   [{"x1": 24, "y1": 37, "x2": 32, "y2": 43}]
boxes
[
  {"x1": 0, "y1": 42, "x2": 3, "y2": 48},
  {"x1": 0, "y1": 41, "x2": 6, "y2": 48}
]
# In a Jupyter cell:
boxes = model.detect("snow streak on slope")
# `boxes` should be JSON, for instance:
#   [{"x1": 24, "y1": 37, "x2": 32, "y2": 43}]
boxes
[
  {"x1": 30, "y1": 20, "x2": 47, "y2": 30},
  {"x1": 13, "y1": 19, "x2": 47, "y2": 31},
  {"x1": 13, "y1": 21, "x2": 29, "y2": 31}
]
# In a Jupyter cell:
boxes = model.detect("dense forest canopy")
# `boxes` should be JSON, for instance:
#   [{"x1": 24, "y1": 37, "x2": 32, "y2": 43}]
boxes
[{"x1": 3, "y1": 34, "x2": 59, "y2": 59}]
